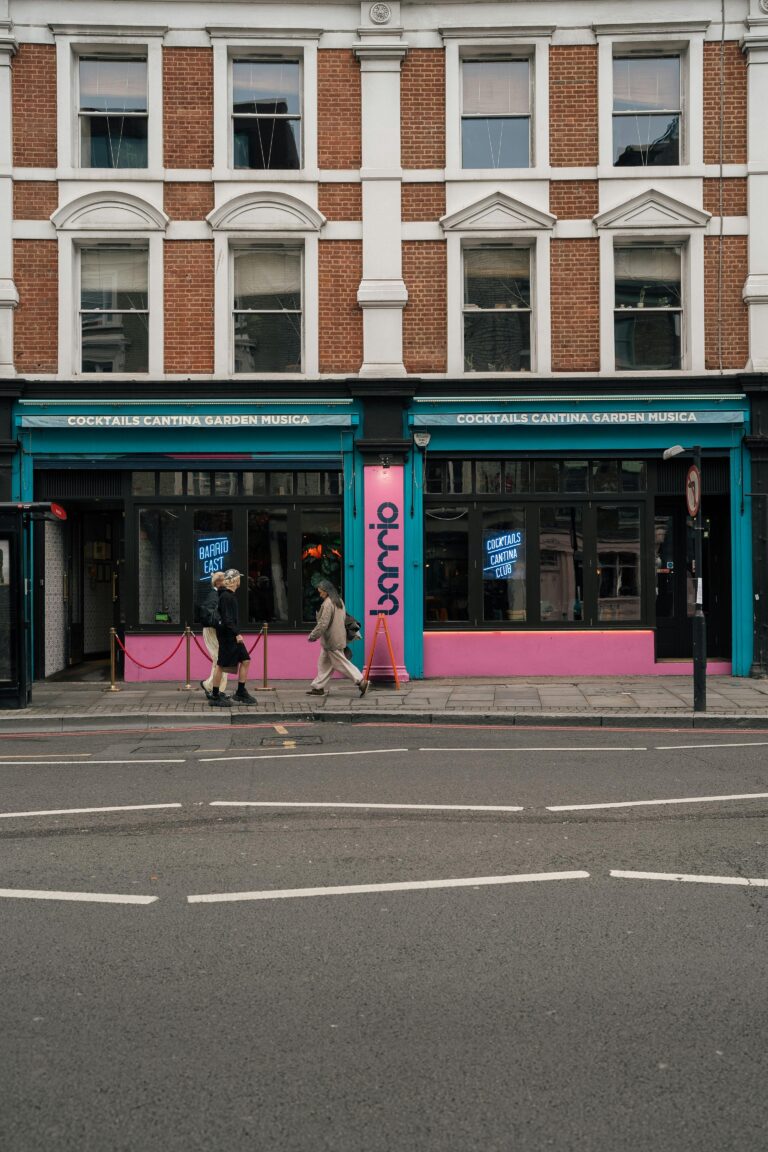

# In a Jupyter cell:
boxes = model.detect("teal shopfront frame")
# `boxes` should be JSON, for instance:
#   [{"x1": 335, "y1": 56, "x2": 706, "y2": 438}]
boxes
[{"x1": 404, "y1": 395, "x2": 752, "y2": 678}]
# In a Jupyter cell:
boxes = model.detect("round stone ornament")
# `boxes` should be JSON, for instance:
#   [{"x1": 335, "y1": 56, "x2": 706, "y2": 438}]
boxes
[{"x1": 369, "y1": 3, "x2": 392, "y2": 25}]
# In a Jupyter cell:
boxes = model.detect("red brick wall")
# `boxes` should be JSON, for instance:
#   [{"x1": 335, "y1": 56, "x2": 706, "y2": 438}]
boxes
[
  {"x1": 163, "y1": 48, "x2": 213, "y2": 169},
  {"x1": 401, "y1": 50, "x2": 445, "y2": 169},
  {"x1": 401, "y1": 183, "x2": 446, "y2": 222},
  {"x1": 402, "y1": 241, "x2": 447, "y2": 373},
  {"x1": 704, "y1": 235, "x2": 748, "y2": 370},
  {"x1": 551, "y1": 239, "x2": 600, "y2": 372},
  {"x1": 163, "y1": 183, "x2": 215, "y2": 220},
  {"x1": 163, "y1": 242, "x2": 215, "y2": 373},
  {"x1": 704, "y1": 42, "x2": 747, "y2": 165},
  {"x1": 703, "y1": 177, "x2": 747, "y2": 217},
  {"x1": 318, "y1": 52, "x2": 361, "y2": 169},
  {"x1": 13, "y1": 181, "x2": 58, "y2": 219},
  {"x1": 549, "y1": 46, "x2": 598, "y2": 167},
  {"x1": 319, "y1": 241, "x2": 363, "y2": 372},
  {"x1": 12, "y1": 45, "x2": 57, "y2": 167},
  {"x1": 318, "y1": 183, "x2": 362, "y2": 221},
  {"x1": 13, "y1": 240, "x2": 58, "y2": 373},
  {"x1": 549, "y1": 180, "x2": 599, "y2": 219}
]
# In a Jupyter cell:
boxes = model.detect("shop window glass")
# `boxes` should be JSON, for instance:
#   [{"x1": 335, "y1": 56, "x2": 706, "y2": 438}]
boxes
[
  {"x1": 621, "y1": 460, "x2": 646, "y2": 492},
  {"x1": 0, "y1": 536, "x2": 15, "y2": 682},
  {"x1": 593, "y1": 460, "x2": 619, "y2": 493},
  {"x1": 597, "y1": 505, "x2": 641, "y2": 621},
  {"x1": 301, "y1": 509, "x2": 343, "y2": 621},
  {"x1": 476, "y1": 461, "x2": 503, "y2": 494},
  {"x1": 463, "y1": 247, "x2": 531, "y2": 372},
  {"x1": 233, "y1": 248, "x2": 302, "y2": 374},
  {"x1": 188, "y1": 472, "x2": 212, "y2": 496},
  {"x1": 426, "y1": 462, "x2": 445, "y2": 494},
  {"x1": 446, "y1": 461, "x2": 472, "y2": 494},
  {"x1": 614, "y1": 246, "x2": 682, "y2": 370},
  {"x1": 132, "y1": 472, "x2": 155, "y2": 496},
  {"x1": 654, "y1": 514, "x2": 675, "y2": 619},
  {"x1": 138, "y1": 508, "x2": 180, "y2": 624},
  {"x1": 425, "y1": 508, "x2": 469, "y2": 622},
  {"x1": 247, "y1": 509, "x2": 289, "y2": 623},
  {"x1": 270, "y1": 472, "x2": 294, "y2": 496},
  {"x1": 232, "y1": 59, "x2": 301, "y2": 170},
  {"x1": 483, "y1": 508, "x2": 526, "y2": 622},
  {"x1": 534, "y1": 461, "x2": 559, "y2": 493},
  {"x1": 80, "y1": 247, "x2": 149, "y2": 373},
  {"x1": 504, "y1": 461, "x2": 530, "y2": 493},
  {"x1": 79, "y1": 56, "x2": 148, "y2": 168},
  {"x1": 539, "y1": 507, "x2": 583, "y2": 622},
  {"x1": 192, "y1": 509, "x2": 234, "y2": 623},
  {"x1": 461, "y1": 59, "x2": 531, "y2": 168},
  {"x1": 563, "y1": 460, "x2": 588, "y2": 493},
  {"x1": 158, "y1": 472, "x2": 184, "y2": 496},
  {"x1": 613, "y1": 56, "x2": 680, "y2": 167},
  {"x1": 214, "y1": 472, "x2": 239, "y2": 496},
  {"x1": 242, "y1": 472, "x2": 267, "y2": 495},
  {"x1": 297, "y1": 472, "x2": 321, "y2": 496}
]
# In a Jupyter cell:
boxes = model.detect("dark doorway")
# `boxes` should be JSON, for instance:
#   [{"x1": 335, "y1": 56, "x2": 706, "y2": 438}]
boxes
[{"x1": 53, "y1": 507, "x2": 123, "y2": 676}]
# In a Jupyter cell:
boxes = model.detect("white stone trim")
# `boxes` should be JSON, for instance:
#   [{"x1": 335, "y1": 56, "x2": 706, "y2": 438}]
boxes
[
  {"x1": 441, "y1": 189, "x2": 556, "y2": 232},
  {"x1": 52, "y1": 189, "x2": 169, "y2": 231},
  {"x1": 593, "y1": 187, "x2": 710, "y2": 231},
  {"x1": 207, "y1": 190, "x2": 325, "y2": 233}
]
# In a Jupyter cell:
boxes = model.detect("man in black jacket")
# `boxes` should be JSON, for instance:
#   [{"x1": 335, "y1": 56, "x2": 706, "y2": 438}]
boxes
[{"x1": 209, "y1": 570, "x2": 256, "y2": 706}]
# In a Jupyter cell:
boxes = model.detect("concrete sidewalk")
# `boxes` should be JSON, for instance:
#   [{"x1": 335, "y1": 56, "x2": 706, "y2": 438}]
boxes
[{"x1": 3, "y1": 675, "x2": 768, "y2": 731}]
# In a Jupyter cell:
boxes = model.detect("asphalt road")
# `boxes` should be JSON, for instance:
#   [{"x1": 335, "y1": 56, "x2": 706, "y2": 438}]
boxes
[{"x1": 1, "y1": 721, "x2": 767, "y2": 1151}]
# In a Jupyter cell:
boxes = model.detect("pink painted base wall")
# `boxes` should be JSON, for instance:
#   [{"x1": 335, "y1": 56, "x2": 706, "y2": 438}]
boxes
[
  {"x1": 123, "y1": 633, "x2": 320, "y2": 683},
  {"x1": 423, "y1": 631, "x2": 732, "y2": 678}
]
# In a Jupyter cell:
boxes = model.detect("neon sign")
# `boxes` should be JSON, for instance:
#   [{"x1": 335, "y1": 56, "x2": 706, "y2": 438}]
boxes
[
  {"x1": 196, "y1": 535, "x2": 230, "y2": 580},
  {"x1": 483, "y1": 531, "x2": 524, "y2": 580}
]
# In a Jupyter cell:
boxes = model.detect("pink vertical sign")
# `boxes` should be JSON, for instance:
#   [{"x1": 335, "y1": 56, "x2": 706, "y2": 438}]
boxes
[{"x1": 363, "y1": 464, "x2": 409, "y2": 682}]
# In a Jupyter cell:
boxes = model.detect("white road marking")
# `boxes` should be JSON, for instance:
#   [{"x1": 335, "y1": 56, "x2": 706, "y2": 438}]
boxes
[
  {"x1": 0, "y1": 888, "x2": 158, "y2": 904},
  {"x1": 0, "y1": 759, "x2": 186, "y2": 766},
  {"x1": 0, "y1": 753, "x2": 91, "y2": 760},
  {"x1": 419, "y1": 746, "x2": 647, "y2": 753},
  {"x1": 187, "y1": 870, "x2": 590, "y2": 904},
  {"x1": 209, "y1": 800, "x2": 525, "y2": 813},
  {"x1": 656, "y1": 741, "x2": 768, "y2": 750},
  {"x1": 611, "y1": 870, "x2": 768, "y2": 888},
  {"x1": 0, "y1": 803, "x2": 182, "y2": 820},
  {"x1": 200, "y1": 748, "x2": 409, "y2": 763},
  {"x1": 547, "y1": 792, "x2": 768, "y2": 812}
]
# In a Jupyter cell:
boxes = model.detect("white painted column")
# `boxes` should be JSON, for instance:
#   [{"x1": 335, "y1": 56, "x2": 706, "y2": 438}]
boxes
[
  {"x1": 743, "y1": 27, "x2": 768, "y2": 370},
  {"x1": 354, "y1": 11, "x2": 408, "y2": 377},
  {"x1": 0, "y1": 22, "x2": 18, "y2": 375}
]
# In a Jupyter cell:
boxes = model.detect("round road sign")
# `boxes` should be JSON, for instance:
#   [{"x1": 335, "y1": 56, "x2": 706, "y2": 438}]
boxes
[{"x1": 685, "y1": 464, "x2": 701, "y2": 518}]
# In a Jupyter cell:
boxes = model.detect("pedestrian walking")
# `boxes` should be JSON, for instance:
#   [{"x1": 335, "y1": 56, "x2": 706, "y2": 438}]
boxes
[
  {"x1": 198, "y1": 570, "x2": 228, "y2": 700},
  {"x1": 209, "y1": 569, "x2": 256, "y2": 706},
  {"x1": 306, "y1": 580, "x2": 369, "y2": 697}
]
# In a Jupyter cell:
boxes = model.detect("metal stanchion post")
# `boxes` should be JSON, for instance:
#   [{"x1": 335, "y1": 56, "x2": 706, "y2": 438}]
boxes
[
  {"x1": 105, "y1": 627, "x2": 121, "y2": 693},
  {"x1": 180, "y1": 625, "x2": 193, "y2": 691},
  {"x1": 254, "y1": 623, "x2": 274, "y2": 691}
]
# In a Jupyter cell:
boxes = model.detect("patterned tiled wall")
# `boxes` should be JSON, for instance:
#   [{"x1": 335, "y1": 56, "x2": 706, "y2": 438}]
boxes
[{"x1": 44, "y1": 521, "x2": 66, "y2": 675}]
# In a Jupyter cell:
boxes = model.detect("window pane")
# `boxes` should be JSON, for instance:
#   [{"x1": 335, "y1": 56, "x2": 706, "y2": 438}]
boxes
[
  {"x1": 621, "y1": 460, "x2": 646, "y2": 492},
  {"x1": 192, "y1": 508, "x2": 234, "y2": 622},
  {"x1": 534, "y1": 461, "x2": 559, "y2": 493},
  {"x1": 592, "y1": 460, "x2": 619, "y2": 493},
  {"x1": 269, "y1": 472, "x2": 293, "y2": 496},
  {"x1": 461, "y1": 117, "x2": 529, "y2": 168},
  {"x1": 242, "y1": 472, "x2": 267, "y2": 495},
  {"x1": 504, "y1": 461, "x2": 530, "y2": 493},
  {"x1": 655, "y1": 514, "x2": 676, "y2": 619},
  {"x1": 483, "y1": 509, "x2": 526, "y2": 622},
  {"x1": 425, "y1": 462, "x2": 444, "y2": 494},
  {"x1": 81, "y1": 115, "x2": 148, "y2": 168},
  {"x1": 301, "y1": 509, "x2": 343, "y2": 621},
  {"x1": 464, "y1": 313, "x2": 530, "y2": 371},
  {"x1": 138, "y1": 508, "x2": 180, "y2": 624},
  {"x1": 614, "y1": 248, "x2": 681, "y2": 308},
  {"x1": 563, "y1": 460, "x2": 588, "y2": 493},
  {"x1": 158, "y1": 472, "x2": 184, "y2": 496},
  {"x1": 297, "y1": 472, "x2": 321, "y2": 495},
  {"x1": 81, "y1": 313, "x2": 148, "y2": 373},
  {"x1": 476, "y1": 461, "x2": 502, "y2": 494},
  {"x1": 234, "y1": 313, "x2": 302, "y2": 373},
  {"x1": 214, "y1": 472, "x2": 239, "y2": 496},
  {"x1": 425, "y1": 507, "x2": 469, "y2": 622},
  {"x1": 233, "y1": 250, "x2": 301, "y2": 311},
  {"x1": 132, "y1": 472, "x2": 155, "y2": 496},
  {"x1": 81, "y1": 249, "x2": 148, "y2": 309},
  {"x1": 233, "y1": 117, "x2": 301, "y2": 169},
  {"x1": 233, "y1": 61, "x2": 301, "y2": 116},
  {"x1": 539, "y1": 507, "x2": 583, "y2": 623},
  {"x1": 613, "y1": 57, "x2": 680, "y2": 112},
  {"x1": 614, "y1": 312, "x2": 681, "y2": 370},
  {"x1": 597, "y1": 505, "x2": 641, "y2": 622},
  {"x1": 613, "y1": 113, "x2": 679, "y2": 166},
  {"x1": 248, "y1": 508, "x2": 289, "y2": 623},
  {"x1": 446, "y1": 460, "x2": 472, "y2": 493},
  {"x1": 0, "y1": 538, "x2": 16, "y2": 682},
  {"x1": 80, "y1": 58, "x2": 147, "y2": 112},
  {"x1": 464, "y1": 249, "x2": 530, "y2": 308},
  {"x1": 463, "y1": 60, "x2": 529, "y2": 115},
  {"x1": 188, "y1": 471, "x2": 211, "y2": 495}
]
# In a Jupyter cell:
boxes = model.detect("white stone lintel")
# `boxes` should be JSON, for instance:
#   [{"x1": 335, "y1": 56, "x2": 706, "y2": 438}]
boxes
[
  {"x1": 357, "y1": 279, "x2": 408, "y2": 307},
  {"x1": 0, "y1": 279, "x2": 19, "y2": 307},
  {"x1": 743, "y1": 274, "x2": 768, "y2": 305}
]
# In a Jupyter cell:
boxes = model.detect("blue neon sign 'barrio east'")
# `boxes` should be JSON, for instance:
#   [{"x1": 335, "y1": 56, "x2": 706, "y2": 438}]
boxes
[
  {"x1": 196, "y1": 535, "x2": 231, "y2": 580},
  {"x1": 483, "y1": 530, "x2": 524, "y2": 579}
]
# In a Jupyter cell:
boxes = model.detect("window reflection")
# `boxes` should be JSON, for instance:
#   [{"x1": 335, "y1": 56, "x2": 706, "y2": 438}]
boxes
[
  {"x1": 425, "y1": 507, "x2": 469, "y2": 621},
  {"x1": 539, "y1": 507, "x2": 583, "y2": 622},
  {"x1": 301, "y1": 509, "x2": 342, "y2": 621},
  {"x1": 138, "y1": 508, "x2": 180, "y2": 624},
  {"x1": 248, "y1": 509, "x2": 288, "y2": 623},
  {"x1": 483, "y1": 509, "x2": 526, "y2": 622},
  {"x1": 597, "y1": 505, "x2": 641, "y2": 621}
]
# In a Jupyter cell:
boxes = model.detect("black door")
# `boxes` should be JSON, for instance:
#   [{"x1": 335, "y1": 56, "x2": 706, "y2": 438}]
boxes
[{"x1": 65, "y1": 516, "x2": 84, "y2": 665}]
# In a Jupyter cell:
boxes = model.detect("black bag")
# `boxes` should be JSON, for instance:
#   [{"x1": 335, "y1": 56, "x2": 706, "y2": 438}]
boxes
[
  {"x1": 195, "y1": 590, "x2": 221, "y2": 628},
  {"x1": 344, "y1": 613, "x2": 361, "y2": 642}
]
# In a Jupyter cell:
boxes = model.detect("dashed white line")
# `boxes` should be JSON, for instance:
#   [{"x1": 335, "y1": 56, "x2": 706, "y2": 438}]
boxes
[
  {"x1": 0, "y1": 889, "x2": 158, "y2": 904},
  {"x1": 418, "y1": 746, "x2": 647, "y2": 753},
  {"x1": 209, "y1": 800, "x2": 524, "y2": 813},
  {"x1": 0, "y1": 803, "x2": 183, "y2": 820},
  {"x1": 610, "y1": 870, "x2": 768, "y2": 888},
  {"x1": 199, "y1": 748, "x2": 409, "y2": 763},
  {"x1": 656, "y1": 741, "x2": 768, "y2": 750},
  {"x1": 187, "y1": 870, "x2": 590, "y2": 904},
  {"x1": 547, "y1": 792, "x2": 768, "y2": 812},
  {"x1": 0, "y1": 759, "x2": 186, "y2": 766}
]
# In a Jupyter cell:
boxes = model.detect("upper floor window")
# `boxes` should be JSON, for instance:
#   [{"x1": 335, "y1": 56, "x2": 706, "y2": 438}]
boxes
[
  {"x1": 233, "y1": 247, "x2": 302, "y2": 373},
  {"x1": 613, "y1": 55, "x2": 680, "y2": 167},
  {"x1": 79, "y1": 247, "x2": 149, "y2": 373},
  {"x1": 461, "y1": 59, "x2": 531, "y2": 169},
  {"x1": 232, "y1": 59, "x2": 302, "y2": 169},
  {"x1": 79, "y1": 57, "x2": 148, "y2": 168},
  {"x1": 614, "y1": 245, "x2": 682, "y2": 370},
  {"x1": 463, "y1": 247, "x2": 531, "y2": 372}
]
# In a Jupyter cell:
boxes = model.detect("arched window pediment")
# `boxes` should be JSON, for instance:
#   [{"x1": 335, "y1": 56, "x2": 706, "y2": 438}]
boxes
[
  {"x1": 207, "y1": 191, "x2": 326, "y2": 233},
  {"x1": 52, "y1": 191, "x2": 168, "y2": 232}
]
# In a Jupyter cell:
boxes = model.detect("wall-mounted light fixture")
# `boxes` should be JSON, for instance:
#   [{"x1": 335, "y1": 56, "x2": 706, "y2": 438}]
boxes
[
  {"x1": 413, "y1": 431, "x2": 431, "y2": 450},
  {"x1": 379, "y1": 454, "x2": 391, "y2": 470}
]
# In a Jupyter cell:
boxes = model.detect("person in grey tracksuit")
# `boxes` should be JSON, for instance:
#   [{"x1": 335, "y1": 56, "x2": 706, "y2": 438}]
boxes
[{"x1": 306, "y1": 580, "x2": 369, "y2": 697}]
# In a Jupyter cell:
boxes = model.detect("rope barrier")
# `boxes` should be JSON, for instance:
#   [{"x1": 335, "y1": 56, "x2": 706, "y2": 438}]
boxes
[
  {"x1": 105, "y1": 625, "x2": 273, "y2": 693},
  {"x1": 192, "y1": 629, "x2": 263, "y2": 658},
  {"x1": 113, "y1": 632, "x2": 185, "y2": 670}
]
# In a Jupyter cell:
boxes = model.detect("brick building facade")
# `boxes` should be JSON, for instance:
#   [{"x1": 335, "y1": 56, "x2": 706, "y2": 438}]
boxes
[{"x1": 0, "y1": 0, "x2": 767, "y2": 689}]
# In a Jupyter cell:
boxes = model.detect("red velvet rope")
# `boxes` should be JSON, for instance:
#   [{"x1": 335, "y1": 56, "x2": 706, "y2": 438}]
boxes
[
  {"x1": 114, "y1": 632, "x2": 185, "y2": 670},
  {"x1": 192, "y1": 630, "x2": 263, "y2": 658}
]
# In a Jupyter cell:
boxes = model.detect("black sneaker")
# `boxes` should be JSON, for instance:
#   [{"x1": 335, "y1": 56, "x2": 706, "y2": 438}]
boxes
[
  {"x1": 306, "y1": 687, "x2": 325, "y2": 696},
  {"x1": 209, "y1": 694, "x2": 231, "y2": 708},
  {"x1": 234, "y1": 688, "x2": 257, "y2": 705},
  {"x1": 200, "y1": 680, "x2": 212, "y2": 700}
]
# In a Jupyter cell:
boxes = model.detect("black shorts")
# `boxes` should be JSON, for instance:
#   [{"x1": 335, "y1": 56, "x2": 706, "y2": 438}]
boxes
[{"x1": 216, "y1": 634, "x2": 250, "y2": 672}]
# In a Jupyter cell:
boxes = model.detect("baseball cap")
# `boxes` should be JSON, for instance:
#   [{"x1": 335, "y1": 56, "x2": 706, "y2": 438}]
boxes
[{"x1": 222, "y1": 568, "x2": 242, "y2": 581}]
